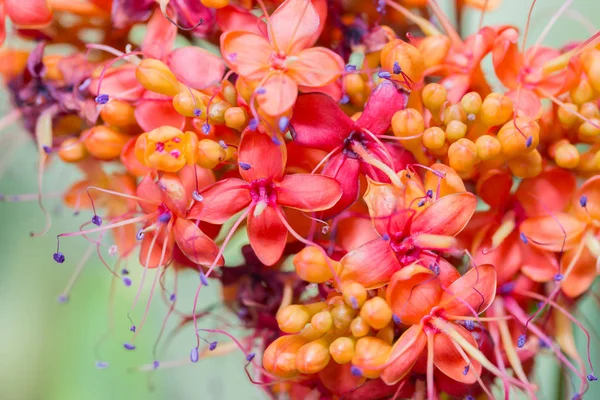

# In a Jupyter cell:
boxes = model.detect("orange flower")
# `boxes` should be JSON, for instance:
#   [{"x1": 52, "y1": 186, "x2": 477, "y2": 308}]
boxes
[{"x1": 220, "y1": 0, "x2": 344, "y2": 116}]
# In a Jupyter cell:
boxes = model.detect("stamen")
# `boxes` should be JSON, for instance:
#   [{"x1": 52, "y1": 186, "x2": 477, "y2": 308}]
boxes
[
  {"x1": 209, "y1": 341, "x2": 218, "y2": 351},
  {"x1": 520, "y1": 232, "x2": 528, "y2": 244},
  {"x1": 517, "y1": 334, "x2": 526, "y2": 348},
  {"x1": 278, "y1": 117, "x2": 289, "y2": 133},
  {"x1": 123, "y1": 343, "x2": 136, "y2": 350},
  {"x1": 53, "y1": 252, "x2": 66, "y2": 263},
  {"x1": 199, "y1": 271, "x2": 209, "y2": 286},
  {"x1": 193, "y1": 108, "x2": 202, "y2": 117},
  {"x1": 95, "y1": 361, "x2": 109, "y2": 369},
  {"x1": 92, "y1": 215, "x2": 102, "y2": 226},
  {"x1": 95, "y1": 94, "x2": 109, "y2": 104},
  {"x1": 192, "y1": 191, "x2": 203, "y2": 202},
  {"x1": 190, "y1": 346, "x2": 199, "y2": 362},
  {"x1": 123, "y1": 277, "x2": 132, "y2": 287},
  {"x1": 378, "y1": 71, "x2": 392, "y2": 79},
  {"x1": 202, "y1": 123, "x2": 210, "y2": 135},
  {"x1": 393, "y1": 61, "x2": 401, "y2": 75},
  {"x1": 350, "y1": 366, "x2": 362, "y2": 376},
  {"x1": 580, "y1": 195, "x2": 588, "y2": 208},
  {"x1": 345, "y1": 64, "x2": 357, "y2": 71},
  {"x1": 239, "y1": 162, "x2": 251, "y2": 170},
  {"x1": 248, "y1": 118, "x2": 259, "y2": 130}
]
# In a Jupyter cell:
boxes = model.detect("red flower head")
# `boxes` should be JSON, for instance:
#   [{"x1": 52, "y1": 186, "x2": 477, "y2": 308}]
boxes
[{"x1": 196, "y1": 130, "x2": 342, "y2": 265}]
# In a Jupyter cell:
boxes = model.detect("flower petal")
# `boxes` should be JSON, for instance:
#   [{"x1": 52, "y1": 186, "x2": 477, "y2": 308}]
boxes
[
  {"x1": 289, "y1": 93, "x2": 353, "y2": 151},
  {"x1": 573, "y1": 175, "x2": 600, "y2": 222},
  {"x1": 142, "y1": 10, "x2": 177, "y2": 60},
  {"x1": 194, "y1": 178, "x2": 251, "y2": 223},
  {"x1": 268, "y1": 0, "x2": 320, "y2": 54},
  {"x1": 257, "y1": 72, "x2": 298, "y2": 116},
  {"x1": 168, "y1": 46, "x2": 225, "y2": 90},
  {"x1": 6, "y1": 0, "x2": 52, "y2": 27},
  {"x1": 339, "y1": 239, "x2": 400, "y2": 289},
  {"x1": 356, "y1": 80, "x2": 409, "y2": 136},
  {"x1": 248, "y1": 205, "x2": 287, "y2": 266},
  {"x1": 89, "y1": 65, "x2": 144, "y2": 102},
  {"x1": 136, "y1": 174, "x2": 161, "y2": 214},
  {"x1": 506, "y1": 89, "x2": 542, "y2": 120},
  {"x1": 560, "y1": 238, "x2": 597, "y2": 298},
  {"x1": 277, "y1": 174, "x2": 342, "y2": 211},
  {"x1": 139, "y1": 226, "x2": 174, "y2": 269},
  {"x1": 515, "y1": 167, "x2": 577, "y2": 217},
  {"x1": 492, "y1": 27, "x2": 522, "y2": 90},
  {"x1": 411, "y1": 192, "x2": 477, "y2": 237},
  {"x1": 238, "y1": 130, "x2": 286, "y2": 182},
  {"x1": 381, "y1": 325, "x2": 427, "y2": 385},
  {"x1": 298, "y1": 80, "x2": 343, "y2": 102},
  {"x1": 363, "y1": 178, "x2": 407, "y2": 237},
  {"x1": 220, "y1": 31, "x2": 271, "y2": 80},
  {"x1": 135, "y1": 100, "x2": 186, "y2": 132},
  {"x1": 216, "y1": 5, "x2": 265, "y2": 35},
  {"x1": 173, "y1": 218, "x2": 223, "y2": 266},
  {"x1": 424, "y1": 163, "x2": 466, "y2": 199},
  {"x1": 438, "y1": 264, "x2": 497, "y2": 317},
  {"x1": 519, "y1": 213, "x2": 586, "y2": 252},
  {"x1": 386, "y1": 264, "x2": 442, "y2": 325},
  {"x1": 476, "y1": 169, "x2": 513, "y2": 209},
  {"x1": 521, "y1": 239, "x2": 560, "y2": 283},
  {"x1": 287, "y1": 47, "x2": 344, "y2": 88},
  {"x1": 321, "y1": 153, "x2": 361, "y2": 218},
  {"x1": 433, "y1": 325, "x2": 482, "y2": 384},
  {"x1": 179, "y1": 165, "x2": 215, "y2": 198}
]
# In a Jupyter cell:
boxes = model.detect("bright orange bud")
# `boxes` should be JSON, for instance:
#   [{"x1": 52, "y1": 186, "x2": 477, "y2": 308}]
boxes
[
  {"x1": 331, "y1": 303, "x2": 356, "y2": 331},
  {"x1": 352, "y1": 337, "x2": 391, "y2": 379},
  {"x1": 293, "y1": 247, "x2": 336, "y2": 283},
  {"x1": 445, "y1": 120, "x2": 468, "y2": 142},
  {"x1": 360, "y1": 297, "x2": 393, "y2": 330},
  {"x1": 422, "y1": 83, "x2": 447, "y2": 112},
  {"x1": 100, "y1": 100, "x2": 137, "y2": 128},
  {"x1": 329, "y1": 337, "x2": 355, "y2": 364},
  {"x1": 296, "y1": 339, "x2": 331, "y2": 374},
  {"x1": 380, "y1": 39, "x2": 425, "y2": 89},
  {"x1": 277, "y1": 305, "x2": 311, "y2": 334},
  {"x1": 83, "y1": 126, "x2": 130, "y2": 160},
  {"x1": 448, "y1": 138, "x2": 478, "y2": 172},
  {"x1": 570, "y1": 78, "x2": 596, "y2": 105},
  {"x1": 221, "y1": 79, "x2": 238, "y2": 106},
  {"x1": 392, "y1": 108, "x2": 425, "y2": 140},
  {"x1": 442, "y1": 104, "x2": 467, "y2": 125},
  {"x1": 350, "y1": 317, "x2": 371, "y2": 338},
  {"x1": 557, "y1": 103, "x2": 578, "y2": 127},
  {"x1": 263, "y1": 335, "x2": 307, "y2": 378},
  {"x1": 423, "y1": 127, "x2": 446, "y2": 150},
  {"x1": 508, "y1": 149, "x2": 542, "y2": 178},
  {"x1": 58, "y1": 138, "x2": 87, "y2": 163},
  {"x1": 461, "y1": 92, "x2": 483, "y2": 116},
  {"x1": 376, "y1": 324, "x2": 395, "y2": 345},
  {"x1": 475, "y1": 135, "x2": 502, "y2": 161},
  {"x1": 224, "y1": 107, "x2": 248, "y2": 130},
  {"x1": 417, "y1": 35, "x2": 451, "y2": 69},
  {"x1": 172, "y1": 90, "x2": 208, "y2": 117},
  {"x1": 135, "y1": 126, "x2": 198, "y2": 172},
  {"x1": 200, "y1": 0, "x2": 230, "y2": 8},
  {"x1": 344, "y1": 74, "x2": 366, "y2": 97},
  {"x1": 311, "y1": 311, "x2": 334, "y2": 333},
  {"x1": 136, "y1": 59, "x2": 182, "y2": 97},
  {"x1": 580, "y1": 102, "x2": 600, "y2": 119},
  {"x1": 554, "y1": 142, "x2": 580, "y2": 169},
  {"x1": 342, "y1": 282, "x2": 368, "y2": 309},
  {"x1": 497, "y1": 117, "x2": 540, "y2": 157},
  {"x1": 196, "y1": 139, "x2": 229, "y2": 169},
  {"x1": 480, "y1": 93, "x2": 513, "y2": 126},
  {"x1": 579, "y1": 118, "x2": 600, "y2": 140}
]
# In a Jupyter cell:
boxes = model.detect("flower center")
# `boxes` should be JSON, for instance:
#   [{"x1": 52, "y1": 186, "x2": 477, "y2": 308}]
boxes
[
  {"x1": 269, "y1": 51, "x2": 288, "y2": 71},
  {"x1": 249, "y1": 179, "x2": 277, "y2": 217},
  {"x1": 342, "y1": 131, "x2": 369, "y2": 159}
]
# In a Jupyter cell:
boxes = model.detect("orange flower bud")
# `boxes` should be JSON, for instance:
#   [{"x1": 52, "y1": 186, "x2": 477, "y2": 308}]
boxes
[
  {"x1": 557, "y1": 103, "x2": 578, "y2": 127},
  {"x1": 423, "y1": 126, "x2": 446, "y2": 150},
  {"x1": 83, "y1": 126, "x2": 130, "y2": 160},
  {"x1": 196, "y1": 139, "x2": 228, "y2": 169},
  {"x1": 475, "y1": 135, "x2": 502, "y2": 161},
  {"x1": 136, "y1": 59, "x2": 182, "y2": 97},
  {"x1": 173, "y1": 90, "x2": 208, "y2": 117},
  {"x1": 263, "y1": 335, "x2": 307, "y2": 378},
  {"x1": 376, "y1": 324, "x2": 395, "y2": 345},
  {"x1": 392, "y1": 108, "x2": 425, "y2": 141},
  {"x1": 293, "y1": 246, "x2": 336, "y2": 283},
  {"x1": 461, "y1": 92, "x2": 483, "y2": 116},
  {"x1": 480, "y1": 93, "x2": 513, "y2": 126},
  {"x1": 580, "y1": 102, "x2": 600, "y2": 119},
  {"x1": 331, "y1": 303, "x2": 356, "y2": 331},
  {"x1": 311, "y1": 311, "x2": 334, "y2": 333},
  {"x1": 448, "y1": 138, "x2": 478, "y2": 172},
  {"x1": 417, "y1": 35, "x2": 451, "y2": 69},
  {"x1": 442, "y1": 104, "x2": 467, "y2": 125},
  {"x1": 296, "y1": 339, "x2": 331, "y2": 374},
  {"x1": 422, "y1": 83, "x2": 447, "y2": 112},
  {"x1": 200, "y1": 0, "x2": 230, "y2": 8},
  {"x1": 445, "y1": 120, "x2": 468, "y2": 142},
  {"x1": 224, "y1": 107, "x2": 248, "y2": 130},
  {"x1": 359, "y1": 297, "x2": 392, "y2": 330},
  {"x1": 554, "y1": 142, "x2": 580, "y2": 169},
  {"x1": 342, "y1": 282, "x2": 367, "y2": 309},
  {"x1": 570, "y1": 78, "x2": 596, "y2": 105},
  {"x1": 380, "y1": 39, "x2": 425, "y2": 89},
  {"x1": 135, "y1": 126, "x2": 198, "y2": 172},
  {"x1": 350, "y1": 317, "x2": 371, "y2": 338},
  {"x1": 578, "y1": 118, "x2": 600, "y2": 140},
  {"x1": 300, "y1": 323, "x2": 325, "y2": 341},
  {"x1": 497, "y1": 117, "x2": 540, "y2": 157},
  {"x1": 507, "y1": 149, "x2": 542, "y2": 178},
  {"x1": 581, "y1": 49, "x2": 600, "y2": 93},
  {"x1": 221, "y1": 79, "x2": 238, "y2": 106},
  {"x1": 58, "y1": 138, "x2": 87, "y2": 163},
  {"x1": 344, "y1": 74, "x2": 366, "y2": 97},
  {"x1": 352, "y1": 337, "x2": 391, "y2": 379},
  {"x1": 100, "y1": 100, "x2": 137, "y2": 128},
  {"x1": 329, "y1": 337, "x2": 355, "y2": 364},
  {"x1": 277, "y1": 305, "x2": 311, "y2": 333}
]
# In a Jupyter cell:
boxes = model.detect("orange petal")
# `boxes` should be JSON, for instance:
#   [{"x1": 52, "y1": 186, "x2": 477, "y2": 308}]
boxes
[
  {"x1": 492, "y1": 27, "x2": 522, "y2": 90},
  {"x1": 238, "y1": 130, "x2": 286, "y2": 182},
  {"x1": 178, "y1": 165, "x2": 215, "y2": 198},
  {"x1": 381, "y1": 325, "x2": 427, "y2": 385},
  {"x1": 521, "y1": 239, "x2": 560, "y2": 283},
  {"x1": 339, "y1": 239, "x2": 400, "y2": 289},
  {"x1": 173, "y1": 218, "x2": 222, "y2": 266},
  {"x1": 560, "y1": 239, "x2": 597, "y2": 298},
  {"x1": 6, "y1": 0, "x2": 52, "y2": 27},
  {"x1": 63, "y1": 180, "x2": 93, "y2": 210},
  {"x1": 424, "y1": 164, "x2": 466, "y2": 199},
  {"x1": 277, "y1": 173, "x2": 342, "y2": 211},
  {"x1": 363, "y1": 178, "x2": 406, "y2": 236},
  {"x1": 411, "y1": 192, "x2": 477, "y2": 237},
  {"x1": 386, "y1": 265, "x2": 442, "y2": 325},
  {"x1": 248, "y1": 205, "x2": 287, "y2": 266},
  {"x1": 473, "y1": 228, "x2": 522, "y2": 286},
  {"x1": 476, "y1": 169, "x2": 512, "y2": 209},
  {"x1": 433, "y1": 325, "x2": 482, "y2": 384},
  {"x1": 439, "y1": 264, "x2": 496, "y2": 317},
  {"x1": 268, "y1": 0, "x2": 320, "y2": 54},
  {"x1": 220, "y1": 31, "x2": 271, "y2": 80},
  {"x1": 519, "y1": 213, "x2": 586, "y2": 252},
  {"x1": 257, "y1": 72, "x2": 298, "y2": 116},
  {"x1": 573, "y1": 175, "x2": 600, "y2": 223},
  {"x1": 287, "y1": 47, "x2": 344, "y2": 88},
  {"x1": 136, "y1": 174, "x2": 161, "y2": 214},
  {"x1": 515, "y1": 167, "x2": 576, "y2": 217},
  {"x1": 505, "y1": 89, "x2": 542, "y2": 120},
  {"x1": 194, "y1": 178, "x2": 251, "y2": 223},
  {"x1": 139, "y1": 226, "x2": 174, "y2": 269},
  {"x1": 157, "y1": 173, "x2": 189, "y2": 218}
]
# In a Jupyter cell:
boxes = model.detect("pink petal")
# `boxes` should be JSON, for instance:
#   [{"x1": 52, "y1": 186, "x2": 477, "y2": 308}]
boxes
[
  {"x1": 287, "y1": 47, "x2": 344, "y2": 88},
  {"x1": 168, "y1": 46, "x2": 225, "y2": 90},
  {"x1": 321, "y1": 152, "x2": 361, "y2": 218},
  {"x1": 257, "y1": 72, "x2": 298, "y2": 116},
  {"x1": 277, "y1": 174, "x2": 342, "y2": 211},
  {"x1": 216, "y1": 5, "x2": 265, "y2": 35},
  {"x1": 136, "y1": 174, "x2": 161, "y2": 214},
  {"x1": 268, "y1": 0, "x2": 320, "y2": 54},
  {"x1": 356, "y1": 80, "x2": 409, "y2": 136},
  {"x1": 220, "y1": 31, "x2": 271, "y2": 80},
  {"x1": 134, "y1": 100, "x2": 186, "y2": 132},
  {"x1": 142, "y1": 10, "x2": 177, "y2": 60}
]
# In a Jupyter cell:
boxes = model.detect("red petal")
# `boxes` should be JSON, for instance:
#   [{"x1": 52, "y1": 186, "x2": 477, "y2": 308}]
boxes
[
  {"x1": 411, "y1": 192, "x2": 477, "y2": 237},
  {"x1": 139, "y1": 226, "x2": 174, "y2": 268},
  {"x1": 216, "y1": 5, "x2": 264, "y2": 35},
  {"x1": 433, "y1": 325, "x2": 482, "y2": 384},
  {"x1": 193, "y1": 178, "x2": 251, "y2": 223},
  {"x1": 476, "y1": 169, "x2": 513, "y2": 209},
  {"x1": 340, "y1": 239, "x2": 400, "y2": 289},
  {"x1": 356, "y1": 80, "x2": 408, "y2": 136},
  {"x1": 142, "y1": 10, "x2": 177, "y2": 60},
  {"x1": 268, "y1": 0, "x2": 320, "y2": 54},
  {"x1": 290, "y1": 93, "x2": 353, "y2": 152},
  {"x1": 439, "y1": 264, "x2": 497, "y2": 317},
  {"x1": 247, "y1": 205, "x2": 287, "y2": 266},
  {"x1": 168, "y1": 46, "x2": 225, "y2": 90},
  {"x1": 135, "y1": 100, "x2": 186, "y2": 132},
  {"x1": 89, "y1": 65, "x2": 143, "y2": 102},
  {"x1": 298, "y1": 80, "x2": 343, "y2": 102},
  {"x1": 238, "y1": 130, "x2": 286, "y2": 182},
  {"x1": 178, "y1": 165, "x2": 215, "y2": 198},
  {"x1": 519, "y1": 213, "x2": 586, "y2": 252},
  {"x1": 573, "y1": 175, "x2": 600, "y2": 222},
  {"x1": 6, "y1": 0, "x2": 52, "y2": 26},
  {"x1": 320, "y1": 152, "x2": 361, "y2": 218},
  {"x1": 173, "y1": 218, "x2": 223, "y2": 266},
  {"x1": 287, "y1": 47, "x2": 344, "y2": 88},
  {"x1": 515, "y1": 167, "x2": 576, "y2": 217},
  {"x1": 220, "y1": 31, "x2": 271, "y2": 80},
  {"x1": 381, "y1": 325, "x2": 427, "y2": 385},
  {"x1": 492, "y1": 27, "x2": 522, "y2": 90},
  {"x1": 136, "y1": 174, "x2": 161, "y2": 213},
  {"x1": 521, "y1": 240, "x2": 559, "y2": 283},
  {"x1": 277, "y1": 174, "x2": 342, "y2": 211},
  {"x1": 440, "y1": 74, "x2": 471, "y2": 103}
]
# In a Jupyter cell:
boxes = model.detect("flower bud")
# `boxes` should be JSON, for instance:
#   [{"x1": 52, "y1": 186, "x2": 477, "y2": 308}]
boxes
[
  {"x1": 196, "y1": 139, "x2": 228, "y2": 169},
  {"x1": 344, "y1": 74, "x2": 366, "y2": 97},
  {"x1": 475, "y1": 135, "x2": 502, "y2": 161},
  {"x1": 293, "y1": 246, "x2": 336, "y2": 283},
  {"x1": 342, "y1": 282, "x2": 367, "y2": 309},
  {"x1": 376, "y1": 324, "x2": 395, "y2": 345},
  {"x1": 296, "y1": 339, "x2": 331, "y2": 374},
  {"x1": 173, "y1": 90, "x2": 208, "y2": 117},
  {"x1": 221, "y1": 79, "x2": 238, "y2": 106},
  {"x1": 580, "y1": 102, "x2": 600, "y2": 119},
  {"x1": 84, "y1": 126, "x2": 130, "y2": 160},
  {"x1": 461, "y1": 92, "x2": 483, "y2": 115},
  {"x1": 277, "y1": 305, "x2": 311, "y2": 333},
  {"x1": 136, "y1": 59, "x2": 182, "y2": 97},
  {"x1": 360, "y1": 297, "x2": 392, "y2": 330},
  {"x1": 311, "y1": 311, "x2": 334, "y2": 333},
  {"x1": 58, "y1": 138, "x2": 87, "y2": 163},
  {"x1": 331, "y1": 303, "x2": 356, "y2": 331},
  {"x1": 557, "y1": 103, "x2": 578, "y2": 127},
  {"x1": 445, "y1": 120, "x2": 468, "y2": 142},
  {"x1": 422, "y1": 83, "x2": 447, "y2": 112},
  {"x1": 480, "y1": 93, "x2": 513, "y2": 126},
  {"x1": 100, "y1": 100, "x2": 137, "y2": 128},
  {"x1": 392, "y1": 108, "x2": 425, "y2": 142},
  {"x1": 581, "y1": 49, "x2": 600, "y2": 93},
  {"x1": 136, "y1": 127, "x2": 198, "y2": 172},
  {"x1": 553, "y1": 142, "x2": 580, "y2": 169},
  {"x1": 497, "y1": 117, "x2": 540, "y2": 157},
  {"x1": 208, "y1": 100, "x2": 231, "y2": 124},
  {"x1": 423, "y1": 127, "x2": 446, "y2": 150},
  {"x1": 578, "y1": 118, "x2": 600, "y2": 140},
  {"x1": 329, "y1": 337, "x2": 355, "y2": 364},
  {"x1": 448, "y1": 138, "x2": 478, "y2": 172},
  {"x1": 508, "y1": 149, "x2": 542, "y2": 178},
  {"x1": 417, "y1": 35, "x2": 451, "y2": 69},
  {"x1": 570, "y1": 78, "x2": 596, "y2": 105},
  {"x1": 263, "y1": 335, "x2": 307, "y2": 378},
  {"x1": 350, "y1": 317, "x2": 370, "y2": 338},
  {"x1": 352, "y1": 337, "x2": 391, "y2": 379},
  {"x1": 380, "y1": 39, "x2": 425, "y2": 89},
  {"x1": 224, "y1": 107, "x2": 248, "y2": 130},
  {"x1": 442, "y1": 104, "x2": 467, "y2": 125}
]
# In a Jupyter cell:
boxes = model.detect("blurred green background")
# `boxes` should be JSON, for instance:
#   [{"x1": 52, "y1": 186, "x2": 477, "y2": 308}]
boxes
[{"x1": 0, "y1": 0, "x2": 599, "y2": 399}]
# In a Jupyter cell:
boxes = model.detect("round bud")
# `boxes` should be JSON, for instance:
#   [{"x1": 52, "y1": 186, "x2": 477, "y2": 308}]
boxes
[
  {"x1": 173, "y1": 91, "x2": 207, "y2": 117},
  {"x1": 350, "y1": 317, "x2": 370, "y2": 338},
  {"x1": 380, "y1": 39, "x2": 425, "y2": 89},
  {"x1": 497, "y1": 118, "x2": 540, "y2": 157},
  {"x1": 581, "y1": 50, "x2": 600, "y2": 93},
  {"x1": 423, "y1": 127, "x2": 446, "y2": 150},
  {"x1": 445, "y1": 120, "x2": 468, "y2": 142},
  {"x1": 448, "y1": 138, "x2": 479, "y2": 172},
  {"x1": 329, "y1": 337, "x2": 355, "y2": 364},
  {"x1": 300, "y1": 323, "x2": 325, "y2": 341},
  {"x1": 200, "y1": 0, "x2": 230, "y2": 8},
  {"x1": 293, "y1": 247, "x2": 336, "y2": 283},
  {"x1": 375, "y1": 324, "x2": 395, "y2": 345},
  {"x1": 417, "y1": 35, "x2": 451, "y2": 69},
  {"x1": 570, "y1": 78, "x2": 596, "y2": 105},
  {"x1": 311, "y1": 311, "x2": 334, "y2": 333},
  {"x1": 58, "y1": 138, "x2": 87, "y2": 163},
  {"x1": 207, "y1": 100, "x2": 231, "y2": 124},
  {"x1": 352, "y1": 337, "x2": 391, "y2": 379},
  {"x1": 100, "y1": 100, "x2": 136, "y2": 127},
  {"x1": 276, "y1": 305, "x2": 311, "y2": 334},
  {"x1": 136, "y1": 59, "x2": 182, "y2": 97},
  {"x1": 442, "y1": 104, "x2": 467, "y2": 125},
  {"x1": 263, "y1": 335, "x2": 307, "y2": 378},
  {"x1": 331, "y1": 303, "x2": 356, "y2": 331},
  {"x1": 295, "y1": 339, "x2": 331, "y2": 374},
  {"x1": 579, "y1": 102, "x2": 600, "y2": 120},
  {"x1": 579, "y1": 118, "x2": 600, "y2": 140},
  {"x1": 342, "y1": 282, "x2": 367, "y2": 309},
  {"x1": 392, "y1": 108, "x2": 425, "y2": 139},
  {"x1": 83, "y1": 126, "x2": 130, "y2": 160},
  {"x1": 221, "y1": 79, "x2": 238, "y2": 106},
  {"x1": 475, "y1": 135, "x2": 502, "y2": 161},
  {"x1": 224, "y1": 107, "x2": 248, "y2": 131},
  {"x1": 344, "y1": 74, "x2": 366, "y2": 97},
  {"x1": 480, "y1": 93, "x2": 513, "y2": 126},
  {"x1": 554, "y1": 142, "x2": 580, "y2": 169},
  {"x1": 196, "y1": 139, "x2": 227, "y2": 169},
  {"x1": 508, "y1": 149, "x2": 542, "y2": 178},
  {"x1": 461, "y1": 92, "x2": 483, "y2": 115},
  {"x1": 422, "y1": 83, "x2": 447, "y2": 112},
  {"x1": 359, "y1": 297, "x2": 393, "y2": 330},
  {"x1": 557, "y1": 103, "x2": 579, "y2": 127}
]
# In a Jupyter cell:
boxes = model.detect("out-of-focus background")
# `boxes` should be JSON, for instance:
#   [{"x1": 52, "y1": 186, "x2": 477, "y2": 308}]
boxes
[{"x1": 0, "y1": 1, "x2": 599, "y2": 399}]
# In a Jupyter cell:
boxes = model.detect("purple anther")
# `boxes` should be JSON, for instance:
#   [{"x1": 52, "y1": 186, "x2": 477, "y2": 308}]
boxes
[
  {"x1": 463, "y1": 365, "x2": 470, "y2": 375},
  {"x1": 158, "y1": 212, "x2": 171, "y2": 223},
  {"x1": 580, "y1": 195, "x2": 588, "y2": 208},
  {"x1": 58, "y1": 295, "x2": 68, "y2": 303},
  {"x1": 517, "y1": 334, "x2": 526, "y2": 348},
  {"x1": 554, "y1": 273, "x2": 564, "y2": 282},
  {"x1": 209, "y1": 341, "x2": 218, "y2": 351},
  {"x1": 192, "y1": 191, "x2": 204, "y2": 202},
  {"x1": 519, "y1": 232, "x2": 528, "y2": 244},
  {"x1": 136, "y1": 229, "x2": 145, "y2": 240},
  {"x1": 525, "y1": 136, "x2": 533, "y2": 147},
  {"x1": 378, "y1": 71, "x2": 392, "y2": 79},
  {"x1": 588, "y1": 374, "x2": 598, "y2": 381},
  {"x1": 239, "y1": 162, "x2": 251, "y2": 171},
  {"x1": 123, "y1": 343, "x2": 136, "y2": 350},
  {"x1": 278, "y1": 116, "x2": 289, "y2": 133},
  {"x1": 350, "y1": 366, "x2": 362, "y2": 376},
  {"x1": 43, "y1": 146, "x2": 52, "y2": 154},
  {"x1": 464, "y1": 320, "x2": 475, "y2": 331},
  {"x1": 170, "y1": 293, "x2": 176, "y2": 302},
  {"x1": 95, "y1": 361, "x2": 109, "y2": 369},
  {"x1": 246, "y1": 353, "x2": 256, "y2": 362},
  {"x1": 392, "y1": 314, "x2": 401, "y2": 324},
  {"x1": 193, "y1": 108, "x2": 202, "y2": 117},
  {"x1": 92, "y1": 215, "x2": 102, "y2": 226},
  {"x1": 255, "y1": 87, "x2": 266, "y2": 95},
  {"x1": 202, "y1": 123, "x2": 211, "y2": 135},
  {"x1": 190, "y1": 346, "x2": 199, "y2": 363},
  {"x1": 130, "y1": 325, "x2": 136, "y2": 332},
  {"x1": 95, "y1": 94, "x2": 109, "y2": 104},
  {"x1": 153, "y1": 360, "x2": 160, "y2": 370},
  {"x1": 122, "y1": 277, "x2": 132, "y2": 287},
  {"x1": 121, "y1": 268, "x2": 129, "y2": 275},
  {"x1": 53, "y1": 252, "x2": 65, "y2": 263},
  {"x1": 199, "y1": 271, "x2": 209, "y2": 286},
  {"x1": 393, "y1": 61, "x2": 401, "y2": 75},
  {"x1": 249, "y1": 118, "x2": 259, "y2": 130},
  {"x1": 345, "y1": 64, "x2": 357, "y2": 72}
]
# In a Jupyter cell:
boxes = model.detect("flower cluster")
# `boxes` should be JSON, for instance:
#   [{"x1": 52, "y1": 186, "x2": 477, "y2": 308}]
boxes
[{"x1": 1, "y1": 0, "x2": 599, "y2": 399}]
